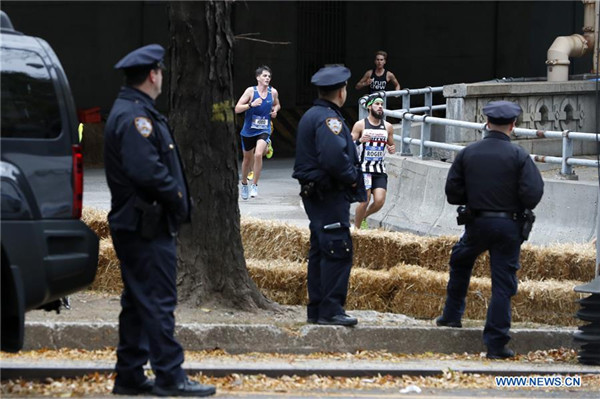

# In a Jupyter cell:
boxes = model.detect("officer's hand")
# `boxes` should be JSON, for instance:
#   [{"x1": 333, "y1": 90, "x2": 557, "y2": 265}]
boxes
[{"x1": 387, "y1": 144, "x2": 396, "y2": 154}]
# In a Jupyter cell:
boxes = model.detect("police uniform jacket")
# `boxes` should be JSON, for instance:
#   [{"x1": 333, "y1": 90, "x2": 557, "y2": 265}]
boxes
[
  {"x1": 104, "y1": 86, "x2": 191, "y2": 235},
  {"x1": 293, "y1": 99, "x2": 360, "y2": 190},
  {"x1": 445, "y1": 131, "x2": 544, "y2": 212}
]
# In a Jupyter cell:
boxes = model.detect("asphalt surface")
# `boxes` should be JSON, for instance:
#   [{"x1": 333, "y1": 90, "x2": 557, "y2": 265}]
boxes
[{"x1": 84, "y1": 158, "x2": 309, "y2": 228}]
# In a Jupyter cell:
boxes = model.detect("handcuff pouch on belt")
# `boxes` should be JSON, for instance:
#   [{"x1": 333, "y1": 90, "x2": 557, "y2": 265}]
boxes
[
  {"x1": 300, "y1": 181, "x2": 318, "y2": 199},
  {"x1": 520, "y1": 209, "x2": 536, "y2": 241},
  {"x1": 134, "y1": 196, "x2": 164, "y2": 240},
  {"x1": 456, "y1": 205, "x2": 474, "y2": 225}
]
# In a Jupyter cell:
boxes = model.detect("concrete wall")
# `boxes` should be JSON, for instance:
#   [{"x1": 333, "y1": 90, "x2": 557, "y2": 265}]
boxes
[
  {"x1": 357, "y1": 156, "x2": 599, "y2": 245},
  {"x1": 444, "y1": 81, "x2": 599, "y2": 157}
]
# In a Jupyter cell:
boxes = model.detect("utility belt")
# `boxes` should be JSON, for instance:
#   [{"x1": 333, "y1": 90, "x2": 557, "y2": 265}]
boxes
[
  {"x1": 456, "y1": 206, "x2": 536, "y2": 240},
  {"x1": 299, "y1": 180, "x2": 344, "y2": 200},
  {"x1": 300, "y1": 169, "x2": 366, "y2": 204}
]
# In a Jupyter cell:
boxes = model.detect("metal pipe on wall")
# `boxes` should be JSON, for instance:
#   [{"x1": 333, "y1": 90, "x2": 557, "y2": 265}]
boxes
[{"x1": 546, "y1": 0, "x2": 597, "y2": 81}]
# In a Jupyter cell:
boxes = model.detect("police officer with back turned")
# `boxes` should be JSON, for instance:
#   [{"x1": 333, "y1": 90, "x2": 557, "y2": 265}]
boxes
[
  {"x1": 436, "y1": 100, "x2": 544, "y2": 359},
  {"x1": 104, "y1": 44, "x2": 216, "y2": 397},
  {"x1": 293, "y1": 65, "x2": 367, "y2": 327}
]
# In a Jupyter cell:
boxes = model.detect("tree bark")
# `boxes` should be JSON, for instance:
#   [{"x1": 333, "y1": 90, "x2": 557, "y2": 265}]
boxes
[{"x1": 167, "y1": 1, "x2": 274, "y2": 310}]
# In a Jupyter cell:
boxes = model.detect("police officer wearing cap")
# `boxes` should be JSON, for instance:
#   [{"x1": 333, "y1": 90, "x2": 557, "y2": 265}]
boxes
[
  {"x1": 436, "y1": 100, "x2": 544, "y2": 359},
  {"x1": 293, "y1": 65, "x2": 367, "y2": 327},
  {"x1": 104, "y1": 44, "x2": 216, "y2": 397}
]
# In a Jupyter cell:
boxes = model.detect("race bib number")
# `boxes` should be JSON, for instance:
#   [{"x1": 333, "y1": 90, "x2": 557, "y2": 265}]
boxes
[
  {"x1": 365, "y1": 146, "x2": 384, "y2": 161},
  {"x1": 363, "y1": 173, "x2": 372, "y2": 190},
  {"x1": 251, "y1": 116, "x2": 269, "y2": 129}
]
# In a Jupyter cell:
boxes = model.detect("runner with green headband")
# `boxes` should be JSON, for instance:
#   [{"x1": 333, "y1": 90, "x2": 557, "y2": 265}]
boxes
[{"x1": 351, "y1": 95, "x2": 396, "y2": 230}]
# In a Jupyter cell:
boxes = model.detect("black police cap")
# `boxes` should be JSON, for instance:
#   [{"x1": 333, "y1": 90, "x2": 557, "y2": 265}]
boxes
[
  {"x1": 483, "y1": 101, "x2": 522, "y2": 125},
  {"x1": 114, "y1": 44, "x2": 165, "y2": 70},
  {"x1": 311, "y1": 65, "x2": 351, "y2": 91}
]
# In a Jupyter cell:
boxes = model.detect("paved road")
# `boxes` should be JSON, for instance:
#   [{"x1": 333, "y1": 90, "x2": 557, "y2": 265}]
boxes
[{"x1": 83, "y1": 158, "x2": 309, "y2": 228}]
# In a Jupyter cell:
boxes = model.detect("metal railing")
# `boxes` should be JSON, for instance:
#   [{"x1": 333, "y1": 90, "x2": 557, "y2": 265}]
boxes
[{"x1": 359, "y1": 87, "x2": 600, "y2": 176}]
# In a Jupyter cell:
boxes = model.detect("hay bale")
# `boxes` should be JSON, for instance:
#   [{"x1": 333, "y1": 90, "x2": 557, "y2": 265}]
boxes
[
  {"x1": 419, "y1": 236, "x2": 596, "y2": 282},
  {"x1": 89, "y1": 237, "x2": 122, "y2": 294},
  {"x1": 388, "y1": 264, "x2": 582, "y2": 326},
  {"x1": 246, "y1": 258, "x2": 307, "y2": 305},
  {"x1": 82, "y1": 207, "x2": 110, "y2": 240},
  {"x1": 419, "y1": 235, "x2": 490, "y2": 276},
  {"x1": 519, "y1": 243, "x2": 596, "y2": 281},
  {"x1": 352, "y1": 229, "x2": 426, "y2": 270},
  {"x1": 241, "y1": 218, "x2": 310, "y2": 262},
  {"x1": 514, "y1": 278, "x2": 583, "y2": 325},
  {"x1": 346, "y1": 268, "x2": 403, "y2": 312}
]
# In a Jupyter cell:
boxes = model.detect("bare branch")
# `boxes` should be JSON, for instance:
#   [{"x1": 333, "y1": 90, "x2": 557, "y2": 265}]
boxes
[{"x1": 234, "y1": 32, "x2": 291, "y2": 45}]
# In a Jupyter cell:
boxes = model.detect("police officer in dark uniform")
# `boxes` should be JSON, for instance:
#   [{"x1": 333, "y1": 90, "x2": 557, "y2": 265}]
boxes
[
  {"x1": 293, "y1": 65, "x2": 367, "y2": 326},
  {"x1": 104, "y1": 44, "x2": 216, "y2": 397},
  {"x1": 436, "y1": 100, "x2": 544, "y2": 359}
]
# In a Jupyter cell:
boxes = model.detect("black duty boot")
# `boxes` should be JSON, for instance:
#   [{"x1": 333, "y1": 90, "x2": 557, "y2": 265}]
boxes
[
  {"x1": 152, "y1": 377, "x2": 216, "y2": 397},
  {"x1": 317, "y1": 314, "x2": 358, "y2": 326},
  {"x1": 486, "y1": 346, "x2": 515, "y2": 359},
  {"x1": 435, "y1": 316, "x2": 462, "y2": 328}
]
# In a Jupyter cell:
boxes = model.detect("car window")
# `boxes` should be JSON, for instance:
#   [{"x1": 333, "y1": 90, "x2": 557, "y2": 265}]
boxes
[{"x1": 1, "y1": 47, "x2": 62, "y2": 139}]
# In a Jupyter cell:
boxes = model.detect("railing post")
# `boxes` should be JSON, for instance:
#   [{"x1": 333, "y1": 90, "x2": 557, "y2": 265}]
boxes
[
  {"x1": 401, "y1": 91, "x2": 412, "y2": 156},
  {"x1": 358, "y1": 96, "x2": 368, "y2": 121},
  {"x1": 419, "y1": 88, "x2": 433, "y2": 159},
  {"x1": 559, "y1": 130, "x2": 578, "y2": 180}
]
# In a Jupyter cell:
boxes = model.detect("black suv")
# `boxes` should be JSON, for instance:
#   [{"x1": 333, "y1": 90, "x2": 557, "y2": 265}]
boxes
[{"x1": 1, "y1": 11, "x2": 99, "y2": 352}]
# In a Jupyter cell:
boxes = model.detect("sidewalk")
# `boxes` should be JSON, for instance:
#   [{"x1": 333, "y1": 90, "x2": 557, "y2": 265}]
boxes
[{"x1": 2, "y1": 356, "x2": 598, "y2": 381}]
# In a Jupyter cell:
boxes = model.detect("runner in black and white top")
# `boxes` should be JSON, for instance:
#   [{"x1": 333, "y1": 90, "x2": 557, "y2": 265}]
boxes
[
  {"x1": 351, "y1": 96, "x2": 395, "y2": 229},
  {"x1": 355, "y1": 50, "x2": 401, "y2": 94}
]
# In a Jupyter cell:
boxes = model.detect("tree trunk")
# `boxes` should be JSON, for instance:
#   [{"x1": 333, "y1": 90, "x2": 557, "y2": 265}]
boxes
[{"x1": 167, "y1": 1, "x2": 274, "y2": 310}]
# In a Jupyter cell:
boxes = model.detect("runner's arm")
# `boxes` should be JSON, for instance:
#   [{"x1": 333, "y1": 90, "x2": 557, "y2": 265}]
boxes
[
  {"x1": 351, "y1": 120, "x2": 364, "y2": 142},
  {"x1": 386, "y1": 121, "x2": 396, "y2": 154},
  {"x1": 388, "y1": 72, "x2": 401, "y2": 91},
  {"x1": 270, "y1": 88, "x2": 281, "y2": 118},
  {"x1": 355, "y1": 70, "x2": 373, "y2": 90},
  {"x1": 234, "y1": 87, "x2": 255, "y2": 113}
]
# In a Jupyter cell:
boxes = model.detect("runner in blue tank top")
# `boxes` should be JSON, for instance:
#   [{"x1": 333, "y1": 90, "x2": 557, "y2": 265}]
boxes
[{"x1": 234, "y1": 66, "x2": 281, "y2": 199}]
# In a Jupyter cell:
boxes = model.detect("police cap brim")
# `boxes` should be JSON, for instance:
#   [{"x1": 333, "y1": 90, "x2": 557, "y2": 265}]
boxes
[
  {"x1": 114, "y1": 44, "x2": 166, "y2": 70},
  {"x1": 311, "y1": 65, "x2": 351, "y2": 90},
  {"x1": 483, "y1": 101, "x2": 522, "y2": 125}
]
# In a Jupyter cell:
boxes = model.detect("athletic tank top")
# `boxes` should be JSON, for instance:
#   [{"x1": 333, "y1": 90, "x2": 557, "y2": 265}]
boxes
[
  {"x1": 241, "y1": 86, "x2": 272, "y2": 137},
  {"x1": 369, "y1": 69, "x2": 387, "y2": 93},
  {"x1": 357, "y1": 118, "x2": 388, "y2": 174}
]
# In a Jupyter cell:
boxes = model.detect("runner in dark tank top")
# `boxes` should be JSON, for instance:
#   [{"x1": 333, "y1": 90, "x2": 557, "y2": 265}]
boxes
[{"x1": 355, "y1": 50, "x2": 401, "y2": 94}]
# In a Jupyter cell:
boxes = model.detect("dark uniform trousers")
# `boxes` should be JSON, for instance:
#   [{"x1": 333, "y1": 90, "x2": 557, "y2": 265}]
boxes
[
  {"x1": 111, "y1": 228, "x2": 185, "y2": 388},
  {"x1": 302, "y1": 189, "x2": 353, "y2": 321},
  {"x1": 442, "y1": 217, "x2": 522, "y2": 349}
]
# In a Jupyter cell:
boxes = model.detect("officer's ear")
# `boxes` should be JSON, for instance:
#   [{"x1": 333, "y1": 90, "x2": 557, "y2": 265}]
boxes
[{"x1": 149, "y1": 69, "x2": 159, "y2": 84}]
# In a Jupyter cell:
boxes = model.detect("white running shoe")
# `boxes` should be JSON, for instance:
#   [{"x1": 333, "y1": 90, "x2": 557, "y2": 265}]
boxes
[
  {"x1": 250, "y1": 184, "x2": 258, "y2": 198},
  {"x1": 241, "y1": 184, "x2": 249, "y2": 200}
]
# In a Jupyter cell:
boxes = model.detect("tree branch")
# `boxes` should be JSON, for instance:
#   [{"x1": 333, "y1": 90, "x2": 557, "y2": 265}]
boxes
[{"x1": 234, "y1": 33, "x2": 291, "y2": 45}]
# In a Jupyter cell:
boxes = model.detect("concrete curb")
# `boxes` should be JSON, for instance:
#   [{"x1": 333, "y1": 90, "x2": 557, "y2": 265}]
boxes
[{"x1": 24, "y1": 322, "x2": 577, "y2": 355}]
